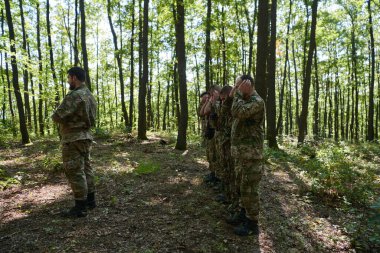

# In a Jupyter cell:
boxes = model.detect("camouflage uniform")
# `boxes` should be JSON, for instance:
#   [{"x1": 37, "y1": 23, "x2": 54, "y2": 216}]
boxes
[
  {"x1": 231, "y1": 90, "x2": 265, "y2": 221},
  {"x1": 52, "y1": 84, "x2": 97, "y2": 201},
  {"x1": 197, "y1": 102, "x2": 208, "y2": 147},
  {"x1": 216, "y1": 98, "x2": 236, "y2": 201},
  {"x1": 206, "y1": 101, "x2": 219, "y2": 174}
]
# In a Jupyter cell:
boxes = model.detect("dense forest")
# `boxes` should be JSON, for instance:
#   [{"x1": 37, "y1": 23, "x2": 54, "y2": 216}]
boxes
[{"x1": 1, "y1": 0, "x2": 380, "y2": 147}]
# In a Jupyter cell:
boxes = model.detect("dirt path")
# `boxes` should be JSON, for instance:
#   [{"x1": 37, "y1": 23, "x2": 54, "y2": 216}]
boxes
[{"x1": 0, "y1": 135, "x2": 357, "y2": 252}]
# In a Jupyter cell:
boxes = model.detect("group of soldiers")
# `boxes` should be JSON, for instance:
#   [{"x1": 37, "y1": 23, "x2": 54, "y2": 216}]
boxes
[
  {"x1": 52, "y1": 67, "x2": 264, "y2": 239},
  {"x1": 198, "y1": 74, "x2": 265, "y2": 236}
]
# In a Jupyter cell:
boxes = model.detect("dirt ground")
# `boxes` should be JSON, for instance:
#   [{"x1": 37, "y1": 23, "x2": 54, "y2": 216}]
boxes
[{"x1": 0, "y1": 134, "x2": 369, "y2": 252}]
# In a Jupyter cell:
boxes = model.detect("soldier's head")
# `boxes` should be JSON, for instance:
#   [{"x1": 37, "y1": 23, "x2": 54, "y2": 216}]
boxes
[
  {"x1": 200, "y1": 91, "x2": 210, "y2": 104},
  {"x1": 240, "y1": 74, "x2": 255, "y2": 88},
  {"x1": 67, "y1": 67, "x2": 86, "y2": 90},
  {"x1": 220, "y1": 85, "x2": 232, "y2": 103},
  {"x1": 208, "y1": 85, "x2": 222, "y2": 99}
]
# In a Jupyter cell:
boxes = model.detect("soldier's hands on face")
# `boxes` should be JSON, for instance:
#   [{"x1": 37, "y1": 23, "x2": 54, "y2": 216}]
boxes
[
  {"x1": 201, "y1": 95, "x2": 209, "y2": 104},
  {"x1": 238, "y1": 80, "x2": 253, "y2": 98}
]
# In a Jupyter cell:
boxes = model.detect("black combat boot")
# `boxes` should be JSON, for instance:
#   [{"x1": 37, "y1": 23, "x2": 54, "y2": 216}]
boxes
[
  {"x1": 87, "y1": 192, "x2": 96, "y2": 209},
  {"x1": 226, "y1": 208, "x2": 246, "y2": 225},
  {"x1": 233, "y1": 218, "x2": 259, "y2": 236},
  {"x1": 60, "y1": 200, "x2": 87, "y2": 218}
]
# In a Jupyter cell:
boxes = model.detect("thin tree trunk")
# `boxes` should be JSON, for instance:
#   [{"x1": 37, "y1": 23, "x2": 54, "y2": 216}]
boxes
[
  {"x1": 313, "y1": 49, "x2": 319, "y2": 139},
  {"x1": 19, "y1": 0, "x2": 31, "y2": 129},
  {"x1": 173, "y1": 0, "x2": 188, "y2": 150},
  {"x1": 74, "y1": 0, "x2": 79, "y2": 65},
  {"x1": 46, "y1": 0, "x2": 60, "y2": 107},
  {"x1": 205, "y1": 0, "x2": 211, "y2": 90},
  {"x1": 79, "y1": 0, "x2": 91, "y2": 91},
  {"x1": 37, "y1": 2, "x2": 44, "y2": 136},
  {"x1": 298, "y1": 0, "x2": 318, "y2": 143},
  {"x1": 4, "y1": 0, "x2": 30, "y2": 144},
  {"x1": 292, "y1": 40, "x2": 300, "y2": 128},
  {"x1": 367, "y1": 0, "x2": 375, "y2": 140},
  {"x1": 107, "y1": 0, "x2": 129, "y2": 129},
  {"x1": 244, "y1": 0, "x2": 258, "y2": 76},
  {"x1": 138, "y1": 0, "x2": 149, "y2": 140},
  {"x1": 267, "y1": 0, "x2": 277, "y2": 148},
  {"x1": 129, "y1": 0, "x2": 136, "y2": 129},
  {"x1": 234, "y1": 1, "x2": 246, "y2": 74}
]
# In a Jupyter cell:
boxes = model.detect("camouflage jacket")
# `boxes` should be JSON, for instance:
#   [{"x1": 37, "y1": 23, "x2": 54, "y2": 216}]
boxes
[
  {"x1": 231, "y1": 90, "x2": 265, "y2": 159},
  {"x1": 217, "y1": 98, "x2": 233, "y2": 143},
  {"x1": 52, "y1": 84, "x2": 97, "y2": 144}
]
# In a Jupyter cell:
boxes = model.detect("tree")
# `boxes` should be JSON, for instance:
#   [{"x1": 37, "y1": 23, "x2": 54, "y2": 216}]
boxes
[
  {"x1": 107, "y1": 0, "x2": 129, "y2": 129},
  {"x1": 298, "y1": 0, "x2": 318, "y2": 143},
  {"x1": 4, "y1": 0, "x2": 30, "y2": 144},
  {"x1": 367, "y1": 0, "x2": 375, "y2": 141},
  {"x1": 138, "y1": 0, "x2": 149, "y2": 140},
  {"x1": 205, "y1": 0, "x2": 211, "y2": 91},
  {"x1": 255, "y1": 0, "x2": 269, "y2": 101},
  {"x1": 173, "y1": 0, "x2": 188, "y2": 150},
  {"x1": 79, "y1": 0, "x2": 92, "y2": 91},
  {"x1": 267, "y1": 0, "x2": 277, "y2": 148}
]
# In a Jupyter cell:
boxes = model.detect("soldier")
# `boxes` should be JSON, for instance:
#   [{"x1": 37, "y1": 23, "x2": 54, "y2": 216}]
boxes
[
  {"x1": 52, "y1": 67, "x2": 97, "y2": 218},
  {"x1": 200, "y1": 85, "x2": 221, "y2": 184},
  {"x1": 198, "y1": 91, "x2": 209, "y2": 147},
  {"x1": 227, "y1": 74, "x2": 265, "y2": 236},
  {"x1": 214, "y1": 85, "x2": 235, "y2": 204}
]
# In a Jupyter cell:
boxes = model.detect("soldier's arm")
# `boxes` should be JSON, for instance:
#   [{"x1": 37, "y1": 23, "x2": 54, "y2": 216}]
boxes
[
  {"x1": 231, "y1": 91, "x2": 263, "y2": 119},
  {"x1": 52, "y1": 93, "x2": 81, "y2": 124}
]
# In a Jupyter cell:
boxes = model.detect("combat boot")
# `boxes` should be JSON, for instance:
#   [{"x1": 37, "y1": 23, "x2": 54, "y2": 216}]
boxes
[
  {"x1": 233, "y1": 218, "x2": 259, "y2": 236},
  {"x1": 87, "y1": 192, "x2": 96, "y2": 209},
  {"x1": 60, "y1": 200, "x2": 87, "y2": 218},
  {"x1": 226, "y1": 208, "x2": 246, "y2": 225}
]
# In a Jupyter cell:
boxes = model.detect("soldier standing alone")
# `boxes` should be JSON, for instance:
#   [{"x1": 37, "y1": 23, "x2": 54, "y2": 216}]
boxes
[
  {"x1": 228, "y1": 74, "x2": 265, "y2": 236},
  {"x1": 52, "y1": 67, "x2": 97, "y2": 218}
]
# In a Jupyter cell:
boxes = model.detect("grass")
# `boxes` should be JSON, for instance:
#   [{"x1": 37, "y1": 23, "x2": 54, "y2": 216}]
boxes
[{"x1": 134, "y1": 160, "x2": 161, "y2": 175}]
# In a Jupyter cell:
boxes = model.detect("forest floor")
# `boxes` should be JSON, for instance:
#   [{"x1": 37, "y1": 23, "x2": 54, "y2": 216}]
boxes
[{"x1": 0, "y1": 132, "x2": 379, "y2": 253}]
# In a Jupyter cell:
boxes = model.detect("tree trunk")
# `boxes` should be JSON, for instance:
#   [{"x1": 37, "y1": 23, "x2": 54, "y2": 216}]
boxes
[
  {"x1": 107, "y1": 0, "x2": 129, "y2": 129},
  {"x1": 367, "y1": 0, "x2": 375, "y2": 141},
  {"x1": 244, "y1": 0, "x2": 258, "y2": 76},
  {"x1": 36, "y1": 2, "x2": 44, "y2": 136},
  {"x1": 46, "y1": 0, "x2": 60, "y2": 107},
  {"x1": 292, "y1": 40, "x2": 300, "y2": 128},
  {"x1": 129, "y1": 0, "x2": 136, "y2": 129},
  {"x1": 138, "y1": 0, "x2": 149, "y2": 140},
  {"x1": 19, "y1": 0, "x2": 31, "y2": 129},
  {"x1": 313, "y1": 49, "x2": 319, "y2": 139},
  {"x1": 255, "y1": 0, "x2": 269, "y2": 101},
  {"x1": 205, "y1": 0, "x2": 211, "y2": 90},
  {"x1": 298, "y1": 0, "x2": 318, "y2": 143},
  {"x1": 174, "y1": 0, "x2": 188, "y2": 150},
  {"x1": 266, "y1": 0, "x2": 277, "y2": 148},
  {"x1": 4, "y1": 0, "x2": 30, "y2": 144},
  {"x1": 74, "y1": 0, "x2": 79, "y2": 65},
  {"x1": 79, "y1": 0, "x2": 91, "y2": 91}
]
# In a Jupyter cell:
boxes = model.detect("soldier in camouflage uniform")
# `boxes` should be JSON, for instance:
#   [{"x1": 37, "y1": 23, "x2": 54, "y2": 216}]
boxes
[
  {"x1": 200, "y1": 85, "x2": 221, "y2": 184},
  {"x1": 214, "y1": 85, "x2": 235, "y2": 204},
  {"x1": 52, "y1": 67, "x2": 97, "y2": 218},
  {"x1": 227, "y1": 74, "x2": 265, "y2": 236},
  {"x1": 198, "y1": 91, "x2": 209, "y2": 147}
]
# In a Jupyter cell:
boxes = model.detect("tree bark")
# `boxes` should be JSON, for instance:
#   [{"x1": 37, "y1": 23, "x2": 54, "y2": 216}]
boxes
[
  {"x1": 367, "y1": 0, "x2": 375, "y2": 141},
  {"x1": 255, "y1": 0, "x2": 269, "y2": 101},
  {"x1": 266, "y1": 0, "x2": 277, "y2": 148},
  {"x1": 174, "y1": 0, "x2": 188, "y2": 150},
  {"x1": 107, "y1": 0, "x2": 129, "y2": 129},
  {"x1": 79, "y1": 0, "x2": 91, "y2": 91},
  {"x1": 138, "y1": 0, "x2": 149, "y2": 140},
  {"x1": 129, "y1": 0, "x2": 136, "y2": 129},
  {"x1": 205, "y1": 0, "x2": 211, "y2": 90},
  {"x1": 4, "y1": 0, "x2": 30, "y2": 144},
  {"x1": 298, "y1": 0, "x2": 318, "y2": 143},
  {"x1": 37, "y1": 2, "x2": 44, "y2": 136}
]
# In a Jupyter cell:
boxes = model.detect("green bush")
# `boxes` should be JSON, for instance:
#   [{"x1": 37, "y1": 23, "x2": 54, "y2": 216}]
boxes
[{"x1": 134, "y1": 160, "x2": 160, "y2": 175}]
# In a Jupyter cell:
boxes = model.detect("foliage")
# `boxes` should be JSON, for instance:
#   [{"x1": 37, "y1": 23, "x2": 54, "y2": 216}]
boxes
[
  {"x1": 134, "y1": 160, "x2": 160, "y2": 175},
  {"x1": 0, "y1": 168, "x2": 20, "y2": 190},
  {"x1": 268, "y1": 140, "x2": 379, "y2": 207}
]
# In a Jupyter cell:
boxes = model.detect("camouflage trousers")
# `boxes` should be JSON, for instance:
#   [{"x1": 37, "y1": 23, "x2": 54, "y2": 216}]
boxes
[
  {"x1": 232, "y1": 147, "x2": 263, "y2": 221},
  {"x1": 215, "y1": 135, "x2": 236, "y2": 202},
  {"x1": 206, "y1": 136, "x2": 217, "y2": 173},
  {"x1": 62, "y1": 139, "x2": 95, "y2": 200}
]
